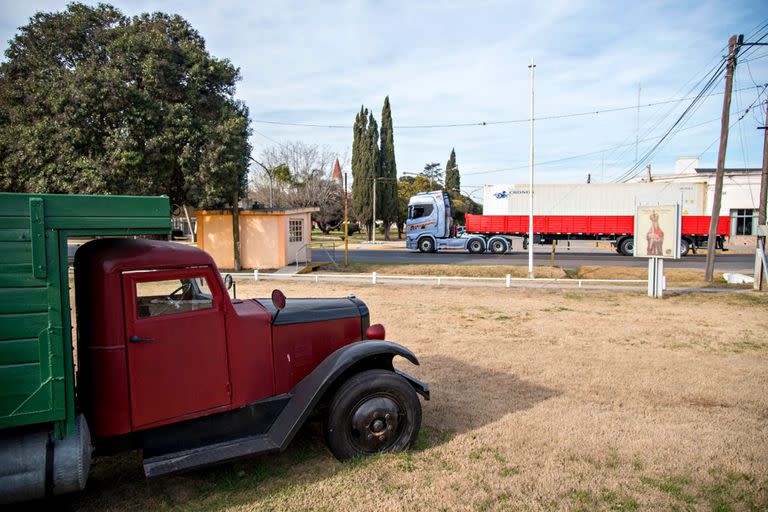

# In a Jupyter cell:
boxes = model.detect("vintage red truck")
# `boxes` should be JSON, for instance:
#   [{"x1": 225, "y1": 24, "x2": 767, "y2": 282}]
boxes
[{"x1": 0, "y1": 193, "x2": 428, "y2": 504}]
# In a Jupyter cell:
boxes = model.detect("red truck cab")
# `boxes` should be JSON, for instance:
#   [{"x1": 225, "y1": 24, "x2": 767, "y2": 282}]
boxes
[{"x1": 73, "y1": 238, "x2": 428, "y2": 477}]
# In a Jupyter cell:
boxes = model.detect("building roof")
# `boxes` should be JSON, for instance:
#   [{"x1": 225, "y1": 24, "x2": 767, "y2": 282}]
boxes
[
  {"x1": 332, "y1": 158, "x2": 342, "y2": 182},
  {"x1": 196, "y1": 207, "x2": 319, "y2": 215},
  {"x1": 695, "y1": 167, "x2": 762, "y2": 174}
]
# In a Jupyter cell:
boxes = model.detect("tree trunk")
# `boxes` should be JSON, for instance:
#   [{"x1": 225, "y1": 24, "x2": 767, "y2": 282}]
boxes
[{"x1": 383, "y1": 222, "x2": 391, "y2": 241}]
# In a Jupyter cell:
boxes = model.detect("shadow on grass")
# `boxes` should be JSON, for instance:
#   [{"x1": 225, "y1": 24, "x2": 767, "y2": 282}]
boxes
[{"x1": 37, "y1": 356, "x2": 557, "y2": 511}]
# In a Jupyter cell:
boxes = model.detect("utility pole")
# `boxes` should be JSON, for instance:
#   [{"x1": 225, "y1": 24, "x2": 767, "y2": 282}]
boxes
[
  {"x1": 755, "y1": 100, "x2": 768, "y2": 290},
  {"x1": 344, "y1": 173, "x2": 349, "y2": 266},
  {"x1": 528, "y1": 58, "x2": 536, "y2": 278},
  {"x1": 635, "y1": 82, "x2": 641, "y2": 165},
  {"x1": 704, "y1": 34, "x2": 742, "y2": 282},
  {"x1": 646, "y1": 164, "x2": 653, "y2": 182},
  {"x1": 372, "y1": 177, "x2": 377, "y2": 243},
  {"x1": 587, "y1": 173, "x2": 591, "y2": 184}
]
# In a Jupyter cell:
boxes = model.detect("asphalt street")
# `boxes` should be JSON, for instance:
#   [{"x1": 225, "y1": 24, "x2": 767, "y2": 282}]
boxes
[{"x1": 311, "y1": 248, "x2": 755, "y2": 272}]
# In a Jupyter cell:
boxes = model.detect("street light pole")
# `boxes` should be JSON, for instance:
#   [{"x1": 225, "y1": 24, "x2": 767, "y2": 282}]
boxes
[{"x1": 528, "y1": 58, "x2": 536, "y2": 278}]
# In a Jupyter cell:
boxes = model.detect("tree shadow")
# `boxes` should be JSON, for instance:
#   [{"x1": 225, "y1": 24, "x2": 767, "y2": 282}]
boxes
[{"x1": 41, "y1": 356, "x2": 557, "y2": 511}]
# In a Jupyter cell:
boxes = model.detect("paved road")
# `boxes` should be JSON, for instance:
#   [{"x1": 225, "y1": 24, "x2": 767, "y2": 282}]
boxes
[{"x1": 311, "y1": 248, "x2": 755, "y2": 272}]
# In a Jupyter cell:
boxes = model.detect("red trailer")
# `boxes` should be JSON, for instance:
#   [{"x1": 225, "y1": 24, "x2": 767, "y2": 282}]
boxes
[{"x1": 465, "y1": 214, "x2": 730, "y2": 256}]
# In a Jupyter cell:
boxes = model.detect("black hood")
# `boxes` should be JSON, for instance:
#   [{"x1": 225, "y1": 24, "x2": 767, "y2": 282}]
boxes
[{"x1": 255, "y1": 296, "x2": 369, "y2": 326}]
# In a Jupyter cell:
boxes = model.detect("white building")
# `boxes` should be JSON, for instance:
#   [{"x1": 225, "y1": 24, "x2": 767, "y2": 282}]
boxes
[{"x1": 635, "y1": 157, "x2": 764, "y2": 243}]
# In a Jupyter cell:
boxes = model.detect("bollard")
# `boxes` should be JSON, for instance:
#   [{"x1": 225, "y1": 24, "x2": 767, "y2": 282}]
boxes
[
  {"x1": 253, "y1": 269, "x2": 259, "y2": 281},
  {"x1": 506, "y1": 274, "x2": 511, "y2": 288},
  {"x1": 315, "y1": 275, "x2": 319, "y2": 283},
  {"x1": 372, "y1": 271, "x2": 377, "y2": 284},
  {"x1": 437, "y1": 277, "x2": 441, "y2": 286}
]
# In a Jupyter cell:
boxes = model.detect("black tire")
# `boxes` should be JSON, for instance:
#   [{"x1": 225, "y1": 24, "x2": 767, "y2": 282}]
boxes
[
  {"x1": 618, "y1": 237, "x2": 634, "y2": 256},
  {"x1": 324, "y1": 369, "x2": 421, "y2": 461},
  {"x1": 467, "y1": 238, "x2": 485, "y2": 254},
  {"x1": 489, "y1": 239, "x2": 507, "y2": 254},
  {"x1": 680, "y1": 238, "x2": 690, "y2": 257},
  {"x1": 418, "y1": 237, "x2": 435, "y2": 253}
]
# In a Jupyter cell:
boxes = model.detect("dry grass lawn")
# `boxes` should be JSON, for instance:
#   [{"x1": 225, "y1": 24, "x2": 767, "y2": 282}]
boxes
[{"x1": 61, "y1": 281, "x2": 767, "y2": 512}]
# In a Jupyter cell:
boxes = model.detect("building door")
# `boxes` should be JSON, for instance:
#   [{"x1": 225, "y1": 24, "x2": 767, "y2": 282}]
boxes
[{"x1": 123, "y1": 269, "x2": 231, "y2": 429}]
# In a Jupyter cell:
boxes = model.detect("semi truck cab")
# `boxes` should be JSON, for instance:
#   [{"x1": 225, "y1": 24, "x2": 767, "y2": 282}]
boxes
[{"x1": 406, "y1": 191, "x2": 511, "y2": 254}]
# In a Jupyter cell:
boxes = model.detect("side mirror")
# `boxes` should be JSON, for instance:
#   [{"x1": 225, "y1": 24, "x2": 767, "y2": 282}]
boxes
[
  {"x1": 271, "y1": 289, "x2": 286, "y2": 310},
  {"x1": 224, "y1": 274, "x2": 236, "y2": 299}
]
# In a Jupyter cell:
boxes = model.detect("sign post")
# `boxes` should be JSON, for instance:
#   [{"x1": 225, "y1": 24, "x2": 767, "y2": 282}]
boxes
[{"x1": 635, "y1": 204, "x2": 681, "y2": 298}]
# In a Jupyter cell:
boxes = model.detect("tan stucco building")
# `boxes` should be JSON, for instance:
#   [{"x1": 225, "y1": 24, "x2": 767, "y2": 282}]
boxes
[{"x1": 195, "y1": 207, "x2": 318, "y2": 270}]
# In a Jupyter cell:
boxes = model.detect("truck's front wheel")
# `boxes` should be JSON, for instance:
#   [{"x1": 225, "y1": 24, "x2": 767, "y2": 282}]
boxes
[
  {"x1": 324, "y1": 369, "x2": 421, "y2": 461},
  {"x1": 418, "y1": 237, "x2": 435, "y2": 253}
]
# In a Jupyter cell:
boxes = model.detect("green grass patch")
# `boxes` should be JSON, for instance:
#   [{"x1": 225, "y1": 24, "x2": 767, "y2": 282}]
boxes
[{"x1": 640, "y1": 476, "x2": 696, "y2": 504}]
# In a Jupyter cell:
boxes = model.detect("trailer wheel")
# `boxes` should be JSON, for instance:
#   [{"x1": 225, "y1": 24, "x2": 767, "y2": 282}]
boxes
[
  {"x1": 618, "y1": 237, "x2": 634, "y2": 256},
  {"x1": 467, "y1": 238, "x2": 485, "y2": 254},
  {"x1": 489, "y1": 239, "x2": 507, "y2": 254},
  {"x1": 418, "y1": 237, "x2": 435, "y2": 253},
  {"x1": 324, "y1": 369, "x2": 421, "y2": 461},
  {"x1": 680, "y1": 238, "x2": 691, "y2": 257}
]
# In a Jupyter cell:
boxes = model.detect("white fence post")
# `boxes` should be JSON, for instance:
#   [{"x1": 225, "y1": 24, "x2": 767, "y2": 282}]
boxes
[
  {"x1": 372, "y1": 271, "x2": 377, "y2": 284},
  {"x1": 506, "y1": 274, "x2": 511, "y2": 288},
  {"x1": 253, "y1": 269, "x2": 259, "y2": 281}
]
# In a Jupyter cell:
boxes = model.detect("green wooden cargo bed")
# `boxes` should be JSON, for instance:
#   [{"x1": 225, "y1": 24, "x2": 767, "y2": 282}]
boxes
[{"x1": 0, "y1": 193, "x2": 171, "y2": 438}]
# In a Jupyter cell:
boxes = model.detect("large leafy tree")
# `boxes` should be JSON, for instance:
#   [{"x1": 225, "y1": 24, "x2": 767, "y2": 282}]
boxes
[
  {"x1": 0, "y1": 3, "x2": 250, "y2": 207},
  {"x1": 445, "y1": 148, "x2": 460, "y2": 195},
  {"x1": 378, "y1": 96, "x2": 398, "y2": 240}
]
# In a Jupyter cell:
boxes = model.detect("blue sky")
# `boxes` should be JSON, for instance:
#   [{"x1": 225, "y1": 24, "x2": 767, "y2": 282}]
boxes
[{"x1": 1, "y1": 1, "x2": 766, "y2": 194}]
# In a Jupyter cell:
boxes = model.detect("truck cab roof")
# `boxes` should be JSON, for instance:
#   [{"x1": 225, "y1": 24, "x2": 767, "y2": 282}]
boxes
[{"x1": 75, "y1": 238, "x2": 215, "y2": 274}]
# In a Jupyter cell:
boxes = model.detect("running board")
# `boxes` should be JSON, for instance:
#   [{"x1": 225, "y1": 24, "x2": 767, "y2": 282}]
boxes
[{"x1": 143, "y1": 434, "x2": 279, "y2": 477}]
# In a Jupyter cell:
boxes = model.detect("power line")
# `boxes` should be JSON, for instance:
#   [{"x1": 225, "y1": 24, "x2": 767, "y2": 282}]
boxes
[
  {"x1": 611, "y1": 55, "x2": 730, "y2": 182},
  {"x1": 461, "y1": 110, "x2": 740, "y2": 177},
  {"x1": 249, "y1": 85, "x2": 764, "y2": 131}
]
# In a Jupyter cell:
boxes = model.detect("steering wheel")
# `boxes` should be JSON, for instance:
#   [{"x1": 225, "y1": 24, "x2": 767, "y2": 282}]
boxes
[{"x1": 165, "y1": 281, "x2": 193, "y2": 309}]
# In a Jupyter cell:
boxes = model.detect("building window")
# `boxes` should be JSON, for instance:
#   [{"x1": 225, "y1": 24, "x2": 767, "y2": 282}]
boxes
[
  {"x1": 730, "y1": 209, "x2": 756, "y2": 236},
  {"x1": 289, "y1": 219, "x2": 304, "y2": 243}
]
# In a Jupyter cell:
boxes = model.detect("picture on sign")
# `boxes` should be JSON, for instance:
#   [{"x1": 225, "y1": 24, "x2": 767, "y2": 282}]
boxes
[{"x1": 634, "y1": 204, "x2": 681, "y2": 259}]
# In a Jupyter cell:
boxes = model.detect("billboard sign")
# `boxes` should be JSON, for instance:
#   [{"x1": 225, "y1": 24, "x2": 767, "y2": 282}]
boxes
[{"x1": 634, "y1": 204, "x2": 681, "y2": 259}]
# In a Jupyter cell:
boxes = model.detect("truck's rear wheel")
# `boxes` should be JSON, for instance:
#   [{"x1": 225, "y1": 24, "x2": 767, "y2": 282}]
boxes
[
  {"x1": 324, "y1": 369, "x2": 421, "y2": 461},
  {"x1": 489, "y1": 239, "x2": 507, "y2": 254},
  {"x1": 618, "y1": 237, "x2": 634, "y2": 256},
  {"x1": 418, "y1": 237, "x2": 435, "y2": 253},
  {"x1": 467, "y1": 238, "x2": 485, "y2": 254},
  {"x1": 680, "y1": 238, "x2": 691, "y2": 257}
]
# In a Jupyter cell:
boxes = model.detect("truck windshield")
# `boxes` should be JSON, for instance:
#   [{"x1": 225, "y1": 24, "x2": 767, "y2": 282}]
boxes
[{"x1": 408, "y1": 204, "x2": 433, "y2": 219}]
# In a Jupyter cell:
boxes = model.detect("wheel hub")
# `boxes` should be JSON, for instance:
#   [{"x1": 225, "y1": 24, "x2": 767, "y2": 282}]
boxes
[{"x1": 350, "y1": 396, "x2": 401, "y2": 452}]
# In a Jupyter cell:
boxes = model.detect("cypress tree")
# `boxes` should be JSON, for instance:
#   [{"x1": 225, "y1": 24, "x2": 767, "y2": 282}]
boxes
[
  {"x1": 364, "y1": 111, "x2": 380, "y2": 240},
  {"x1": 445, "y1": 148, "x2": 460, "y2": 195},
  {"x1": 351, "y1": 106, "x2": 373, "y2": 234},
  {"x1": 379, "y1": 96, "x2": 398, "y2": 240}
]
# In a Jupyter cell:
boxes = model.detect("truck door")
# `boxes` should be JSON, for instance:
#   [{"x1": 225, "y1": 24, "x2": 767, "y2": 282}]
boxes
[{"x1": 123, "y1": 268, "x2": 231, "y2": 429}]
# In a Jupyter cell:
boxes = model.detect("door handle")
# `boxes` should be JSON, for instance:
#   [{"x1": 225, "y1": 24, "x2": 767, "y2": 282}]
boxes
[{"x1": 129, "y1": 335, "x2": 154, "y2": 343}]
